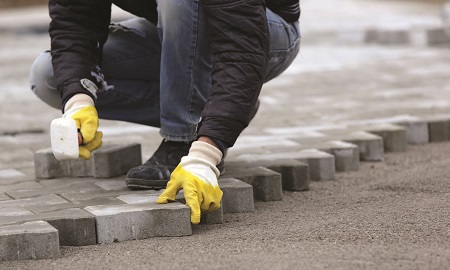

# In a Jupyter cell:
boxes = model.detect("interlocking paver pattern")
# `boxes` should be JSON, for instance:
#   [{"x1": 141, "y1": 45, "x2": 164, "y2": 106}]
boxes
[{"x1": 0, "y1": 0, "x2": 450, "y2": 262}]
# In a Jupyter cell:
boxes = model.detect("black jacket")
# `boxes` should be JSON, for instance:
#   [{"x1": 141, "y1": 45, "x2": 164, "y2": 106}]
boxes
[{"x1": 49, "y1": 0, "x2": 300, "y2": 147}]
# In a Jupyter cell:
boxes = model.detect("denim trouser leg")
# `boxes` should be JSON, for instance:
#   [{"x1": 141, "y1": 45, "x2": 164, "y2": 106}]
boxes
[
  {"x1": 156, "y1": 0, "x2": 212, "y2": 141},
  {"x1": 29, "y1": 3, "x2": 300, "y2": 140}
]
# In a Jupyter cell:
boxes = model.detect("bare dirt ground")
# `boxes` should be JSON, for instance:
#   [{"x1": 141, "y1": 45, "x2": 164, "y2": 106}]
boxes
[{"x1": 1, "y1": 141, "x2": 449, "y2": 270}]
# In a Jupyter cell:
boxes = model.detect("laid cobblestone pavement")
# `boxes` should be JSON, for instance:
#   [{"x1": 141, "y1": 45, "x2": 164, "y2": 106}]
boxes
[{"x1": 0, "y1": 0, "x2": 449, "y2": 263}]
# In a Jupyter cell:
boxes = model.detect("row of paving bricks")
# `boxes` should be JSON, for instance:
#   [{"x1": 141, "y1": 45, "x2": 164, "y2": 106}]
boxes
[{"x1": 1, "y1": 115, "x2": 450, "y2": 261}]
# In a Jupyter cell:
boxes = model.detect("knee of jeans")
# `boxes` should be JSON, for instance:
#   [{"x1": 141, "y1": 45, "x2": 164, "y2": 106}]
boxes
[
  {"x1": 156, "y1": 0, "x2": 193, "y2": 26},
  {"x1": 29, "y1": 51, "x2": 62, "y2": 110}
]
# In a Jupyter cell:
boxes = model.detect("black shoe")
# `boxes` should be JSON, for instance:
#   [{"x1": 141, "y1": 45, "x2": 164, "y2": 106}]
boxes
[{"x1": 126, "y1": 140, "x2": 192, "y2": 190}]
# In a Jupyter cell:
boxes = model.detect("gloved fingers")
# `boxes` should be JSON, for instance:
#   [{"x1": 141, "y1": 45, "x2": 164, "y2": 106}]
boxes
[
  {"x1": 156, "y1": 179, "x2": 182, "y2": 204},
  {"x1": 73, "y1": 107, "x2": 99, "y2": 143},
  {"x1": 200, "y1": 187, "x2": 223, "y2": 213},
  {"x1": 78, "y1": 146, "x2": 92, "y2": 160},
  {"x1": 83, "y1": 131, "x2": 103, "y2": 152},
  {"x1": 183, "y1": 181, "x2": 202, "y2": 225}
]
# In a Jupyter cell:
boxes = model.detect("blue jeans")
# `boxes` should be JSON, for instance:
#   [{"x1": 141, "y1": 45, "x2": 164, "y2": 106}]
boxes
[{"x1": 30, "y1": 0, "x2": 300, "y2": 141}]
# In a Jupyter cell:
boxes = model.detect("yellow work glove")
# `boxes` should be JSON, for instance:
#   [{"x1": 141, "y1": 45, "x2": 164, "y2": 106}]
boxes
[
  {"x1": 157, "y1": 141, "x2": 223, "y2": 224},
  {"x1": 63, "y1": 94, "x2": 102, "y2": 160}
]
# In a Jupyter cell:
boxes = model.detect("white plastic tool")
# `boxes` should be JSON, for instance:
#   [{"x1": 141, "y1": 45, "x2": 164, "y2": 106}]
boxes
[{"x1": 50, "y1": 118, "x2": 81, "y2": 160}]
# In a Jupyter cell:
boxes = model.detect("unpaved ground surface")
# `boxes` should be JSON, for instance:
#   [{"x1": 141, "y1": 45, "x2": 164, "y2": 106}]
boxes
[{"x1": 1, "y1": 141, "x2": 449, "y2": 270}]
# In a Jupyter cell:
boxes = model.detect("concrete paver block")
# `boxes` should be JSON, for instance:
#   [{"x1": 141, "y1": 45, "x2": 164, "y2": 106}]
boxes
[
  {"x1": 338, "y1": 131, "x2": 384, "y2": 161},
  {"x1": 0, "y1": 207, "x2": 33, "y2": 216},
  {"x1": 84, "y1": 202, "x2": 192, "y2": 244},
  {"x1": 365, "y1": 28, "x2": 410, "y2": 45},
  {"x1": 427, "y1": 118, "x2": 450, "y2": 142},
  {"x1": 92, "y1": 144, "x2": 142, "y2": 178},
  {"x1": 26, "y1": 197, "x2": 125, "y2": 214},
  {"x1": 0, "y1": 221, "x2": 59, "y2": 261},
  {"x1": 201, "y1": 207, "x2": 223, "y2": 225},
  {"x1": 34, "y1": 144, "x2": 142, "y2": 179},
  {"x1": 218, "y1": 178, "x2": 254, "y2": 213},
  {"x1": 0, "y1": 194, "x2": 68, "y2": 208},
  {"x1": 0, "y1": 193, "x2": 11, "y2": 201},
  {"x1": 426, "y1": 27, "x2": 450, "y2": 46},
  {"x1": 226, "y1": 159, "x2": 309, "y2": 191},
  {"x1": 220, "y1": 167, "x2": 282, "y2": 202},
  {"x1": 394, "y1": 120, "x2": 429, "y2": 144},
  {"x1": 237, "y1": 149, "x2": 335, "y2": 181},
  {"x1": 364, "y1": 124, "x2": 407, "y2": 152},
  {"x1": 0, "y1": 208, "x2": 97, "y2": 246}
]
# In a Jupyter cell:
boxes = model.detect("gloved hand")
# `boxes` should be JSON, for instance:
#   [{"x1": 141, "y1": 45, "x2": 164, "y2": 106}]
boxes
[
  {"x1": 63, "y1": 94, "x2": 102, "y2": 160},
  {"x1": 157, "y1": 141, "x2": 223, "y2": 224}
]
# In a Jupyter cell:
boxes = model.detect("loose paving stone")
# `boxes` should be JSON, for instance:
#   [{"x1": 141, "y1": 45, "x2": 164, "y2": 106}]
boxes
[
  {"x1": 218, "y1": 178, "x2": 254, "y2": 213},
  {"x1": 201, "y1": 207, "x2": 223, "y2": 225},
  {"x1": 426, "y1": 27, "x2": 450, "y2": 46},
  {"x1": 92, "y1": 144, "x2": 142, "y2": 178},
  {"x1": 84, "y1": 202, "x2": 192, "y2": 244},
  {"x1": 364, "y1": 124, "x2": 407, "y2": 152},
  {"x1": 0, "y1": 194, "x2": 68, "y2": 208},
  {"x1": 0, "y1": 208, "x2": 97, "y2": 246},
  {"x1": 426, "y1": 117, "x2": 450, "y2": 142},
  {"x1": 337, "y1": 131, "x2": 384, "y2": 161},
  {"x1": 393, "y1": 120, "x2": 429, "y2": 144},
  {"x1": 220, "y1": 167, "x2": 282, "y2": 202},
  {"x1": 34, "y1": 144, "x2": 142, "y2": 179},
  {"x1": 236, "y1": 149, "x2": 335, "y2": 182},
  {"x1": 225, "y1": 160, "x2": 309, "y2": 192},
  {"x1": 0, "y1": 221, "x2": 59, "y2": 261}
]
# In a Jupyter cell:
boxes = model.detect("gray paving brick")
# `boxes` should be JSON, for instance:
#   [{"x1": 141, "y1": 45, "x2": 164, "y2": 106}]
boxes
[
  {"x1": 394, "y1": 120, "x2": 429, "y2": 144},
  {"x1": 0, "y1": 208, "x2": 97, "y2": 246},
  {"x1": 365, "y1": 28, "x2": 410, "y2": 45},
  {"x1": 225, "y1": 159, "x2": 309, "y2": 192},
  {"x1": 94, "y1": 177, "x2": 128, "y2": 191},
  {"x1": 84, "y1": 202, "x2": 192, "y2": 244},
  {"x1": 220, "y1": 167, "x2": 282, "y2": 202},
  {"x1": 92, "y1": 144, "x2": 142, "y2": 178},
  {"x1": 0, "y1": 194, "x2": 68, "y2": 208},
  {"x1": 61, "y1": 189, "x2": 157, "y2": 202},
  {"x1": 26, "y1": 197, "x2": 125, "y2": 214},
  {"x1": 6, "y1": 181, "x2": 102, "y2": 199},
  {"x1": 34, "y1": 144, "x2": 142, "y2": 179},
  {"x1": 0, "y1": 193, "x2": 10, "y2": 201},
  {"x1": 364, "y1": 124, "x2": 407, "y2": 152},
  {"x1": 34, "y1": 148, "x2": 93, "y2": 179},
  {"x1": 0, "y1": 207, "x2": 33, "y2": 216},
  {"x1": 117, "y1": 193, "x2": 160, "y2": 204},
  {"x1": 0, "y1": 221, "x2": 59, "y2": 261},
  {"x1": 427, "y1": 118, "x2": 450, "y2": 142},
  {"x1": 201, "y1": 207, "x2": 223, "y2": 225},
  {"x1": 218, "y1": 178, "x2": 254, "y2": 213},
  {"x1": 426, "y1": 27, "x2": 450, "y2": 46},
  {"x1": 237, "y1": 149, "x2": 335, "y2": 181},
  {"x1": 338, "y1": 131, "x2": 384, "y2": 161},
  {"x1": 0, "y1": 181, "x2": 44, "y2": 193},
  {"x1": 0, "y1": 169, "x2": 30, "y2": 184}
]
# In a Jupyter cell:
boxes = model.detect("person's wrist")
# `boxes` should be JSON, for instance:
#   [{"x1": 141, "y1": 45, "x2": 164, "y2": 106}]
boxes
[
  {"x1": 188, "y1": 140, "x2": 222, "y2": 166},
  {"x1": 64, "y1": 93, "x2": 95, "y2": 113}
]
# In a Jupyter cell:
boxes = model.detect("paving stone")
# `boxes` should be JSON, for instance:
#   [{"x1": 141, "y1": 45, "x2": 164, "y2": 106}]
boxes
[
  {"x1": 365, "y1": 28, "x2": 410, "y2": 45},
  {"x1": 94, "y1": 176, "x2": 128, "y2": 191},
  {"x1": 337, "y1": 131, "x2": 384, "y2": 161},
  {"x1": 0, "y1": 207, "x2": 34, "y2": 216},
  {"x1": 0, "y1": 208, "x2": 97, "y2": 246},
  {"x1": 0, "y1": 181, "x2": 44, "y2": 193},
  {"x1": 200, "y1": 207, "x2": 223, "y2": 225},
  {"x1": 218, "y1": 178, "x2": 255, "y2": 213},
  {"x1": 427, "y1": 118, "x2": 450, "y2": 142},
  {"x1": 34, "y1": 148, "x2": 93, "y2": 179},
  {"x1": 364, "y1": 124, "x2": 407, "y2": 152},
  {"x1": 117, "y1": 193, "x2": 160, "y2": 204},
  {"x1": 237, "y1": 149, "x2": 335, "y2": 181},
  {"x1": 225, "y1": 159, "x2": 309, "y2": 192},
  {"x1": 220, "y1": 167, "x2": 282, "y2": 202},
  {"x1": 92, "y1": 144, "x2": 142, "y2": 178},
  {"x1": 0, "y1": 221, "x2": 59, "y2": 261},
  {"x1": 26, "y1": 197, "x2": 125, "y2": 214},
  {"x1": 0, "y1": 194, "x2": 68, "y2": 208},
  {"x1": 394, "y1": 120, "x2": 429, "y2": 144},
  {"x1": 426, "y1": 27, "x2": 450, "y2": 46},
  {"x1": 34, "y1": 144, "x2": 142, "y2": 179},
  {"x1": 61, "y1": 189, "x2": 157, "y2": 202},
  {"x1": 84, "y1": 202, "x2": 192, "y2": 244},
  {"x1": 6, "y1": 181, "x2": 102, "y2": 199},
  {"x1": 0, "y1": 168, "x2": 34, "y2": 185},
  {"x1": 0, "y1": 193, "x2": 11, "y2": 201}
]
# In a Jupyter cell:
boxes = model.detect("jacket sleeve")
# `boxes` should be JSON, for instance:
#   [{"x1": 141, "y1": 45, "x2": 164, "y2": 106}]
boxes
[
  {"x1": 197, "y1": 0, "x2": 270, "y2": 147},
  {"x1": 49, "y1": 0, "x2": 112, "y2": 106}
]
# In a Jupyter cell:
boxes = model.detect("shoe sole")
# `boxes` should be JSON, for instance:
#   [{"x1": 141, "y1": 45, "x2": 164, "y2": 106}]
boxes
[{"x1": 125, "y1": 178, "x2": 168, "y2": 190}]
